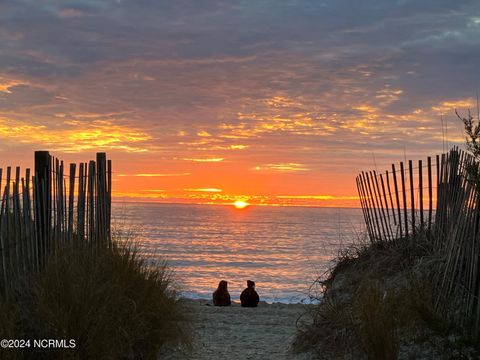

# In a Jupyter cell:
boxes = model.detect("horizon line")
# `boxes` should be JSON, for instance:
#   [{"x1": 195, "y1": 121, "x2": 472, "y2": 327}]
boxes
[{"x1": 111, "y1": 199, "x2": 361, "y2": 209}]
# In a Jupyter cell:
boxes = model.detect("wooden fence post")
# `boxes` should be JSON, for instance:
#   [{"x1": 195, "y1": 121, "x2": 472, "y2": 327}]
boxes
[
  {"x1": 34, "y1": 151, "x2": 51, "y2": 267},
  {"x1": 409, "y1": 160, "x2": 416, "y2": 236},
  {"x1": 107, "y1": 159, "x2": 112, "y2": 248},
  {"x1": 428, "y1": 157, "x2": 433, "y2": 231},
  {"x1": 68, "y1": 163, "x2": 76, "y2": 244},
  {"x1": 419, "y1": 160, "x2": 424, "y2": 230},
  {"x1": 392, "y1": 164, "x2": 403, "y2": 239},
  {"x1": 400, "y1": 162, "x2": 409, "y2": 237},
  {"x1": 96, "y1": 153, "x2": 107, "y2": 249},
  {"x1": 87, "y1": 160, "x2": 96, "y2": 248}
]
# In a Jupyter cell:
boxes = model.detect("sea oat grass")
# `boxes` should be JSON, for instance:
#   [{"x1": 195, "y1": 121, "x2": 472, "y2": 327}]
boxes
[
  {"x1": 0, "y1": 241, "x2": 190, "y2": 359},
  {"x1": 293, "y1": 231, "x2": 478, "y2": 359},
  {"x1": 356, "y1": 280, "x2": 399, "y2": 359}
]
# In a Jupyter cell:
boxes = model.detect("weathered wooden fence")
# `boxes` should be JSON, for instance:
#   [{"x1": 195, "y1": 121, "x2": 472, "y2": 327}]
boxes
[
  {"x1": 0, "y1": 151, "x2": 112, "y2": 299},
  {"x1": 357, "y1": 147, "x2": 480, "y2": 336},
  {"x1": 355, "y1": 153, "x2": 439, "y2": 242}
]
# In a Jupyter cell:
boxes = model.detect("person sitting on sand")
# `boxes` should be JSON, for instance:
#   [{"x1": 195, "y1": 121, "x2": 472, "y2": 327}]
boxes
[
  {"x1": 213, "y1": 280, "x2": 231, "y2": 306},
  {"x1": 240, "y1": 280, "x2": 259, "y2": 307}
]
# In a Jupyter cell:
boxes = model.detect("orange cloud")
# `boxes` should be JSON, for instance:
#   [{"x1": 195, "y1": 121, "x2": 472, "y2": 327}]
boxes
[
  {"x1": 432, "y1": 98, "x2": 475, "y2": 113},
  {"x1": 229, "y1": 145, "x2": 248, "y2": 150},
  {"x1": 276, "y1": 195, "x2": 359, "y2": 200},
  {"x1": 113, "y1": 191, "x2": 168, "y2": 199},
  {"x1": 254, "y1": 163, "x2": 310, "y2": 172},
  {"x1": 0, "y1": 117, "x2": 150, "y2": 152},
  {"x1": 110, "y1": 190, "x2": 361, "y2": 208},
  {"x1": 265, "y1": 95, "x2": 303, "y2": 108},
  {"x1": 375, "y1": 88, "x2": 403, "y2": 106},
  {"x1": 183, "y1": 157, "x2": 224, "y2": 162},
  {"x1": 184, "y1": 188, "x2": 222, "y2": 192},
  {"x1": 0, "y1": 77, "x2": 27, "y2": 93},
  {"x1": 117, "y1": 173, "x2": 190, "y2": 177}
]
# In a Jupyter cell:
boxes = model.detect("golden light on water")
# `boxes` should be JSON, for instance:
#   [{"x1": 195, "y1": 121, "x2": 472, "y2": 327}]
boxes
[{"x1": 233, "y1": 200, "x2": 249, "y2": 209}]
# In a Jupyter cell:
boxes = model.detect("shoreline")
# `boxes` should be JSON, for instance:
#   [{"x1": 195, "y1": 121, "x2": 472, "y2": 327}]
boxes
[
  {"x1": 178, "y1": 297, "x2": 315, "y2": 308},
  {"x1": 178, "y1": 294, "x2": 319, "y2": 306}
]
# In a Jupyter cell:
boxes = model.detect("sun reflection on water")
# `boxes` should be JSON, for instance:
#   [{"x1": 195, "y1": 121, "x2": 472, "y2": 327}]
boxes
[{"x1": 113, "y1": 203, "x2": 365, "y2": 303}]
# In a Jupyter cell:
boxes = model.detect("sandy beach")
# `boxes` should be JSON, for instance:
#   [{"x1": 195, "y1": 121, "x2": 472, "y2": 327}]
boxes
[{"x1": 160, "y1": 299, "x2": 315, "y2": 360}]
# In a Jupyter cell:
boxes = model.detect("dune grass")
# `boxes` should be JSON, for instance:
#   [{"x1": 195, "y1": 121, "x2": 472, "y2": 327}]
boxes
[
  {"x1": 0, "y1": 241, "x2": 190, "y2": 359},
  {"x1": 293, "y1": 232, "x2": 479, "y2": 359}
]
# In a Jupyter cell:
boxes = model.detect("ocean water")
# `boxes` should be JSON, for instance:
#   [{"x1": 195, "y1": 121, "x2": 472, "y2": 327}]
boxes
[{"x1": 112, "y1": 203, "x2": 365, "y2": 303}]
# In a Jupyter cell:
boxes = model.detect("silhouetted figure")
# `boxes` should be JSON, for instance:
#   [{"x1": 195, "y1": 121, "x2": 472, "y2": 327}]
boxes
[
  {"x1": 240, "y1": 280, "x2": 259, "y2": 307},
  {"x1": 213, "y1": 280, "x2": 231, "y2": 306}
]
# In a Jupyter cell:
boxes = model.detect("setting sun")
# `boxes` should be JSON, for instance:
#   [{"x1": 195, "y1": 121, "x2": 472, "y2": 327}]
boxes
[{"x1": 233, "y1": 200, "x2": 249, "y2": 209}]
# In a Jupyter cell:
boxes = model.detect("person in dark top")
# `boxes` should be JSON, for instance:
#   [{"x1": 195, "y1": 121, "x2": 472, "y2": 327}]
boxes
[
  {"x1": 240, "y1": 280, "x2": 259, "y2": 307},
  {"x1": 213, "y1": 280, "x2": 231, "y2": 306}
]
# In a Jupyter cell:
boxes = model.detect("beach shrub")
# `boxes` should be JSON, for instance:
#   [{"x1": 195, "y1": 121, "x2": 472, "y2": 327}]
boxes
[
  {"x1": 292, "y1": 232, "x2": 478, "y2": 359},
  {"x1": 356, "y1": 280, "x2": 399, "y2": 359},
  {"x1": 0, "y1": 242, "x2": 190, "y2": 359}
]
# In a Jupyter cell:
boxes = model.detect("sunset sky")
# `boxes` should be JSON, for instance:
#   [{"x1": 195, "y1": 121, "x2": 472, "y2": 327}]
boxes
[{"x1": 1, "y1": 1, "x2": 480, "y2": 207}]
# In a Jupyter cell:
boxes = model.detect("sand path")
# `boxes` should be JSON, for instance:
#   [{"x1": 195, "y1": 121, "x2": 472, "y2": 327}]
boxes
[{"x1": 161, "y1": 299, "x2": 315, "y2": 360}]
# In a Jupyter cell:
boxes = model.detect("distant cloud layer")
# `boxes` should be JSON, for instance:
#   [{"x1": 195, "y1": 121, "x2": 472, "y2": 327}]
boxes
[{"x1": 0, "y1": 0, "x2": 479, "y2": 204}]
